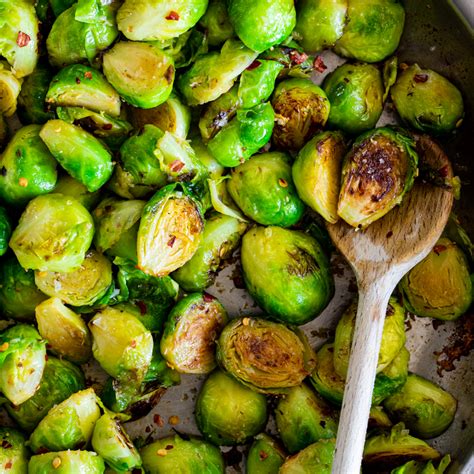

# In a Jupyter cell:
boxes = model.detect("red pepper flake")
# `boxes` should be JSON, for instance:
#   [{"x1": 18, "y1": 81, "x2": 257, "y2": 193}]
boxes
[
  {"x1": 278, "y1": 178, "x2": 288, "y2": 188},
  {"x1": 414, "y1": 73, "x2": 428, "y2": 83},
  {"x1": 169, "y1": 160, "x2": 184, "y2": 172},
  {"x1": 0, "y1": 342, "x2": 9, "y2": 352},
  {"x1": 313, "y1": 55, "x2": 327, "y2": 73},
  {"x1": 246, "y1": 60, "x2": 261, "y2": 71},
  {"x1": 433, "y1": 244, "x2": 447, "y2": 255},
  {"x1": 84, "y1": 71, "x2": 93, "y2": 80},
  {"x1": 153, "y1": 414, "x2": 164, "y2": 426},
  {"x1": 16, "y1": 31, "x2": 30, "y2": 47},
  {"x1": 167, "y1": 235, "x2": 176, "y2": 248},
  {"x1": 165, "y1": 11, "x2": 180, "y2": 20},
  {"x1": 18, "y1": 177, "x2": 28, "y2": 187},
  {"x1": 130, "y1": 340, "x2": 137, "y2": 348},
  {"x1": 5, "y1": 461, "x2": 12, "y2": 469},
  {"x1": 203, "y1": 292, "x2": 216, "y2": 303},
  {"x1": 259, "y1": 450, "x2": 269, "y2": 461},
  {"x1": 102, "y1": 123, "x2": 113, "y2": 131},
  {"x1": 136, "y1": 301, "x2": 147, "y2": 315},
  {"x1": 438, "y1": 165, "x2": 449, "y2": 177},
  {"x1": 289, "y1": 50, "x2": 308, "y2": 65}
]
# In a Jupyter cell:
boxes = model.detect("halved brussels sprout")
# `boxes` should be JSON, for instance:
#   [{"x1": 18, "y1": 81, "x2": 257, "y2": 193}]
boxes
[
  {"x1": 292, "y1": 131, "x2": 347, "y2": 223},
  {"x1": 0, "y1": 428, "x2": 29, "y2": 474},
  {"x1": 294, "y1": 0, "x2": 347, "y2": 52},
  {"x1": 275, "y1": 383, "x2": 338, "y2": 454},
  {"x1": 334, "y1": 0, "x2": 405, "y2": 63},
  {"x1": 117, "y1": 0, "x2": 209, "y2": 41},
  {"x1": 228, "y1": 0, "x2": 296, "y2": 52},
  {"x1": 46, "y1": 64, "x2": 121, "y2": 117},
  {"x1": 323, "y1": 62, "x2": 384, "y2": 135},
  {"x1": 10, "y1": 193, "x2": 94, "y2": 272},
  {"x1": 103, "y1": 41, "x2": 175, "y2": 109},
  {"x1": 46, "y1": 3, "x2": 118, "y2": 68},
  {"x1": 89, "y1": 306, "x2": 154, "y2": 385},
  {"x1": 0, "y1": 324, "x2": 46, "y2": 405},
  {"x1": 217, "y1": 317, "x2": 316, "y2": 394},
  {"x1": 40, "y1": 119, "x2": 114, "y2": 193},
  {"x1": 129, "y1": 93, "x2": 191, "y2": 139},
  {"x1": 207, "y1": 102, "x2": 275, "y2": 167},
  {"x1": 199, "y1": 0, "x2": 234, "y2": 46},
  {"x1": 178, "y1": 39, "x2": 258, "y2": 106},
  {"x1": 196, "y1": 369, "x2": 268, "y2": 445},
  {"x1": 137, "y1": 183, "x2": 204, "y2": 277},
  {"x1": 28, "y1": 451, "x2": 105, "y2": 474},
  {"x1": 0, "y1": 0, "x2": 38, "y2": 77},
  {"x1": 279, "y1": 438, "x2": 336, "y2": 474},
  {"x1": 391, "y1": 64, "x2": 464, "y2": 135},
  {"x1": 0, "y1": 256, "x2": 47, "y2": 320},
  {"x1": 363, "y1": 423, "x2": 440, "y2": 471},
  {"x1": 91, "y1": 413, "x2": 142, "y2": 472},
  {"x1": 238, "y1": 60, "x2": 284, "y2": 109},
  {"x1": 0, "y1": 62, "x2": 22, "y2": 117},
  {"x1": 160, "y1": 293, "x2": 228, "y2": 374},
  {"x1": 35, "y1": 298, "x2": 93, "y2": 364},
  {"x1": 334, "y1": 298, "x2": 406, "y2": 378},
  {"x1": 337, "y1": 127, "x2": 418, "y2": 228},
  {"x1": 0, "y1": 124, "x2": 57, "y2": 206},
  {"x1": 17, "y1": 64, "x2": 52, "y2": 123},
  {"x1": 29, "y1": 388, "x2": 101, "y2": 453},
  {"x1": 227, "y1": 152, "x2": 305, "y2": 227},
  {"x1": 272, "y1": 78, "x2": 330, "y2": 151},
  {"x1": 0, "y1": 206, "x2": 11, "y2": 256},
  {"x1": 35, "y1": 250, "x2": 112, "y2": 307},
  {"x1": 140, "y1": 435, "x2": 224, "y2": 474},
  {"x1": 5, "y1": 356, "x2": 84, "y2": 433},
  {"x1": 399, "y1": 238, "x2": 472, "y2": 321},
  {"x1": 391, "y1": 455, "x2": 451, "y2": 474},
  {"x1": 93, "y1": 198, "x2": 145, "y2": 261},
  {"x1": 246, "y1": 433, "x2": 286, "y2": 474},
  {"x1": 383, "y1": 373, "x2": 457, "y2": 439},
  {"x1": 241, "y1": 226, "x2": 334, "y2": 325},
  {"x1": 172, "y1": 212, "x2": 247, "y2": 292}
]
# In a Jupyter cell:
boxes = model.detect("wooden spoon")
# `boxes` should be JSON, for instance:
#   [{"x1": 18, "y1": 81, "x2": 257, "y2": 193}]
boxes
[{"x1": 327, "y1": 135, "x2": 454, "y2": 474}]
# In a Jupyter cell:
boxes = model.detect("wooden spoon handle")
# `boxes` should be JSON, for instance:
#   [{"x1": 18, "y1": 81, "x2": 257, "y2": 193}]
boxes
[{"x1": 331, "y1": 281, "x2": 395, "y2": 474}]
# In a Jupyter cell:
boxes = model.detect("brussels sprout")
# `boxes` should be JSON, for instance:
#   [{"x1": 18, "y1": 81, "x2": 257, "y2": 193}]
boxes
[
  {"x1": 5, "y1": 356, "x2": 85, "y2": 432},
  {"x1": 178, "y1": 39, "x2": 258, "y2": 106},
  {"x1": 89, "y1": 306, "x2": 154, "y2": 385},
  {"x1": 117, "y1": 0, "x2": 209, "y2": 42},
  {"x1": 17, "y1": 64, "x2": 55, "y2": 124},
  {"x1": 140, "y1": 435, "x2": 224, "y2": 473},
  {"x1": 28, "y1": 451, "x2": 105, "y2": 474},
  {"x1": 10, "y1": 193, "x2": 94, "y2": 272},
  {"x1": 53, "y1": 174, "x2": 101, "y2": 211},
  {"x1": 279, "y1": 438, "x2": 336, "y2": 474},
  {"x1": 0, "y1": 124, "x2": 57, "y2": 206},
  {"x1": 275, "y1": 383, "x2": 338, "y2": 454},
  {"x1": 238, "y1": 60, "x2": 284, "y2": 109},
  {"x1": 399, "y1": 238, "x2": 472, "y2": 321},
  {"x1": 0, "y1": 0, "x2": 38, "y2": 77},
  {"x1": 103, "y1": 42, "x2": 174, "y2": 109},
  {"x1": 363, "y1": 423, "x2": 440, "y2": 471},
  {"x1": 323, "y1": 63, "x2": 384, "y2": 135},
  {"x1": 199, "y1": 0, "x2": 234, "y2": 46},
  {"x1": 93, "y1": 198, "x2": 145, "y2": 261},
  {"x1": 160, "y1": 293, "x2": 228, "y2": 374},
  {"x1": 228, "y1": 0, "x2": 296, "y2": 52},
  {"x1": 0, "y1": 62, "x2": 22, "y2": 118},
  {"x1": 0, "y1": 206, "x2": 11, "y2": 256},
  {"x1": 369, "y1": 406, "x2": 393, "y2": 430},
  {"x1": 391, "y1": 455, "x2": 451, "y2": 474},
  {"x1": 217, "y1": 317, "x2": 316, "y2": 394},
  {"x1": 172, "y1": 212, "x2": 247, "y2": 291},
  {"x1": 46, "y1": 3, "x2": 118, "y2": 68},
  {"x1": 241, "y1": 226, "x2": 334, "y2": 325},
  {"x1": 0, "y1": 324, "x2": 46, "y2": 405},
  {"x1": 46, "y1": 64, "x2": 121, "y2": 117},
  {"x1": 208, "y1": 102, "x2": 275, "y2": 167},
  {"x1": 391, "y1": 64, "x2": 464, "y2": 135},
  {"x1": 35, "y1": 298, "x2": 93, "y2": 363},
  {"x1": 227, "y1": 152, "x2": 305, "y2": 227},
  {"x1": 196, "y1": 369, "x2": 267, "y2": 445},
  {"x1": 294, "y1": 0, "x2": 347, "y2": 52},
  {"x1": 271, "y1": 78, "x2": 330, "y2": 151},
  {"x1": 40, "y1": 119, "x2": 114, "y2": 193},
  {"x1": 334, "y1": 0, "x2": 405, "y2": 63},
  {"x1": 383, "y1": 374, "x2": 457, "y2": 439},
  {"x1": 337, "y1": 127, "x2": 418, "y2": 228},
  {"x1": 0, "y1": 428, "x2": 29, "y2": 474},
  {"x1": 29, "y1": 388, "x2": 101, "y2": 453},
  {"x1": 246, "y1": 433, "x2": 286, "y2": 474},
  {"x1": 129, "y1": 94, "x2": 191, "y2": 139},
  {"x1": 334, "y1": 298, "x2": 406, "y2": 378},
  {"x1": 292, "y1": 131, "x2": 346, "y2": 223},
  {"x1": 92, "y1": 414, "x2": 142, "y2": 472},
  {"x1": 137, "y1": 183, "x2": 204, "y2": 277}
]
